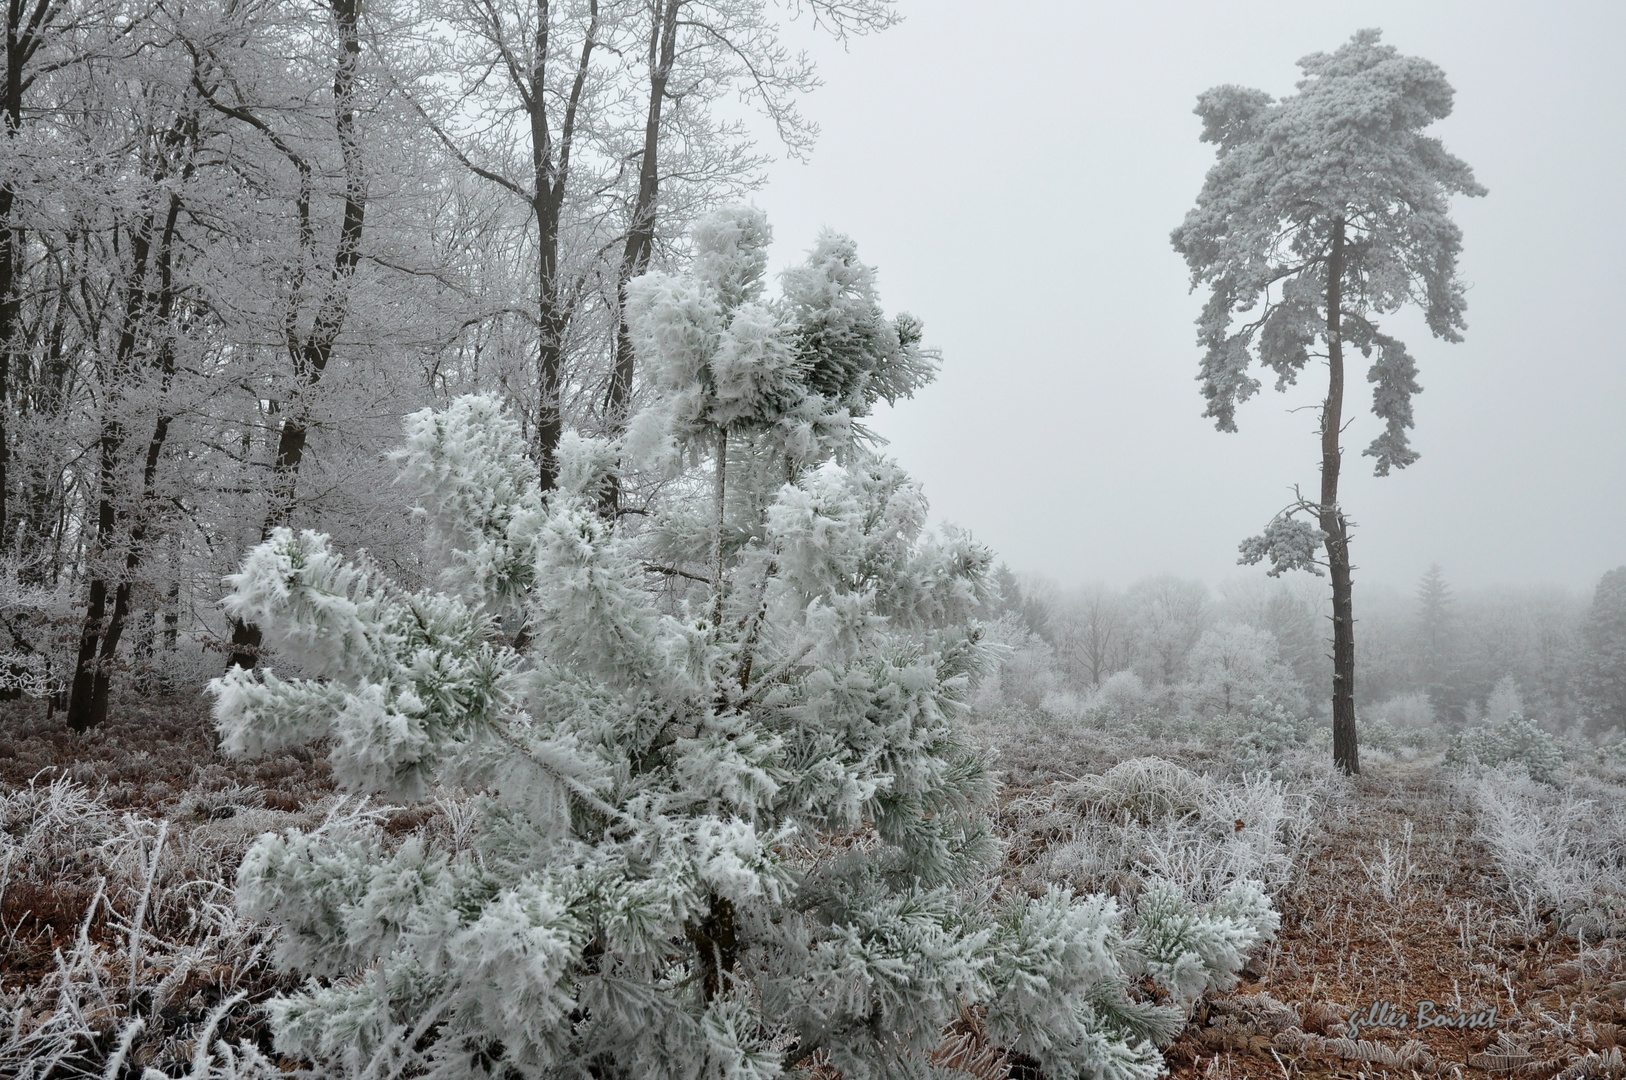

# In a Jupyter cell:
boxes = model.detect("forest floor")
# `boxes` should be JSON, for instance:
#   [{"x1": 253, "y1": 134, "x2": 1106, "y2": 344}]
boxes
[
  {"x1": 2, "y1": 695, "x2": 1623, "y2": 1078},
  {"x1": 1161, "y1": 759, "x2": 1626, "y2": 1080}
]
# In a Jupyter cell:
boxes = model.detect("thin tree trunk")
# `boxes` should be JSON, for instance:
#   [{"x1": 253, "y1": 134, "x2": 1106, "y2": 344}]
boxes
[
  {"x1": 1, "y1": 12, "x2": 29, "y2": 546},
  {"x1": 0, "y1": 182, "x2": 14, "y2": 548},
  {"x1": 1320, "y1": 216, "x2": 1359, "y2": 775},
  {"x1": 605, "y1": 0, "x2": 677, "y2": 432},
  {"x1": 67, "y1": 159, "x2": 189, "y2": 731},
  {"x1": 712, "y1": 426, "x2": 726, "y2": 625},
  {"x1": 66, "y1": 202, "x2": 158, "y2": 731},
  {"x1": 225, "y1": 0, "x2": 366, "y2": 669},
  {"x1": 0, "y1": 0, "x2": 62, "y2": 548},
  {"x1": 90, "y1": 188, "x2": 187, "y2": 721},
  {"x1": 530, "y1": 0, "x2": 596, "y2": 493}
]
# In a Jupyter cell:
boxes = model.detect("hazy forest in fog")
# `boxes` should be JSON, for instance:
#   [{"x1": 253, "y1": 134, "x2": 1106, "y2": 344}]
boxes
[{"x1": 981, "y1": 563, "x2": 1624, "y2": 743}]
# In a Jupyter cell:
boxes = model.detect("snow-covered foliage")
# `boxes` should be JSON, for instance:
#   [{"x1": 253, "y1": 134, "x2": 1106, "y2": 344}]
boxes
[
  {"x1": 0, "y1": 775, "x2": 294, "y2": 1077},
  {"x1": 1465, "y1": 770, "x2": 1626, "y2": 940},
  {"x1": 1446, "y1": 714, "x2": 1566, "y2": 785},
  {"x1": 1171, "y1": 28, "x2": 1485, "y2": 472},
  {"x1": 208, "y1": 210, "x2": 1277, "y2": 1079},
  {"x1": 625, "y1": 206, "x2": 936, "y2": 472},
  {"x1": 982, "y1": 881, "x2": 1273, "y2": 1080},
  {"x1": 1229, "y1": 697, "x2": 1314, "y2": 779}
]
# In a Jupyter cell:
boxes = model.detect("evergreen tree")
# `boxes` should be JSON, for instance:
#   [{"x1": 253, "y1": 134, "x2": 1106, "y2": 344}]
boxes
[
  {"x1": 210, "y1": 209, "x2": 1278, "y2": 1078},
  {"x1": 1172, "y1": 29, "x2": 1485, "y2": 773},
  {"x1": 1414, "y1": 564, "x2": 1464, "y2": 725},
  {"x1": 1578, "y1": 567, "x2": 1626, "y2": 735}
]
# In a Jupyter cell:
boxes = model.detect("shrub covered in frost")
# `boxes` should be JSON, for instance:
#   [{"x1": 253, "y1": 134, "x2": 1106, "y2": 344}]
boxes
[
  {"x1": 1227, "y1": 697, "x2": 1310, "y2": 778},
  {"x1": 209, "y1": 210, "x2": 1278, "y2": 1079},
  {"x1": 1446, "y1": 714, "x2": 1566, "y2": 784},
  {"x1": 1072, "y1": 756, "x2": 1209, "y2": 825},
  {"x1": 1465, "y1": 770, "x2": 1626, "y2": 939},
  {"x1": 983, "y1": 879, "x2": 1277, "y2": 1080}
]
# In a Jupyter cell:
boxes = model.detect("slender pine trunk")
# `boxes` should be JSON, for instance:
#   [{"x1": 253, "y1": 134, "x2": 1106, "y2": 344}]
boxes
[{"x1": 1320, "y1": 217, "x2": 1359, "y2": 774}]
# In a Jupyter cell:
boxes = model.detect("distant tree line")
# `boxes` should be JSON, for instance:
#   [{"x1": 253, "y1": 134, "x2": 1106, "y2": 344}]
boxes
[{"x1": 978, "y1": 562, "x2": 1626, "y2": 742}]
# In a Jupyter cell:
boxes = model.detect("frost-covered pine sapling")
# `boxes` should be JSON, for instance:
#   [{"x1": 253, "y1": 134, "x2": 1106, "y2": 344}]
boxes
[
  {"x1": 1172, "y1": 30, "x2": 1485, "y2": 774},
  {"x1": 623, "y1": 206, "x2": 937, "y2": 619},
  {"x1": 210, "y1": 208, "x2": 1280, "y2": 1080}
]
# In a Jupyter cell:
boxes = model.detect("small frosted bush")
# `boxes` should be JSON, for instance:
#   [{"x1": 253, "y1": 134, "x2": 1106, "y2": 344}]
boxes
[
  {"x1": 1466, "y1": 770, "x2": 1626, "y2": 939},
  {"x1": 984, "y1": 878, "x2": 1279, "y2": 1080},
  {"x1": 1228, "y1": 697, "x2": 1309, "y2": 778},
  {"x1": 1070, "y1": 757, "x2": 1209, "y2": 825},
  {"x1": 1358, "y1": 716, "x2": 1405, "y2": 754},
  {"x1": 1447, "y1": 714, "x2": 1565, "y2": 784}
]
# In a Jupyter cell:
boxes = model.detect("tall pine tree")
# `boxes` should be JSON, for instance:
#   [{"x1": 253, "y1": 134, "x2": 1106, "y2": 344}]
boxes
[{"x1": 1172, "y1": 29, "x2": 1485, "y2": 773}]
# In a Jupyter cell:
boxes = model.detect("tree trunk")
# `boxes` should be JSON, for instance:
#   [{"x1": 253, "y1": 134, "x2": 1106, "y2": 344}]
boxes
[
  {"x1": 605, "y1": 0, "x2": 677, "y2": 432},
  {"x1": 226, "y1": 0, "x2": 366, "y2": 669},
  {"x1": 66, "y1": 164, "x2": 189, "y2": 731},
  {"x1": 712, "y1": 426, "x2": 727, "y2": 625},
  {"x1": 0, "y1": 181, "x2": 14, "y2": 548},
  {"x1": 529, "y1": 0, "x2": 596, "y2": 493},
  {"x1": 0, "y1": 0, "x2": 64, "y2": 548},
  {"x1": 0, "y1": 5, "x2": 33, "y2": 546},
  {"x1": 66, "y1": 197, "x2": 159, "y2": 731},
  {"x1": 1320, "y1": 217, "x2": 1359, "y2": 774},
  {"x1": 686, "y1": 895, "x2": 736, "y2": 1003}
]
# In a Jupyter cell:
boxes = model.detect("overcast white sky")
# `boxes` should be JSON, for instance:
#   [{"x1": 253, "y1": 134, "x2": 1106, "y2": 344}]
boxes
[{"x1": 744, "y1": 0, "x2": 1625, "y2": 594}]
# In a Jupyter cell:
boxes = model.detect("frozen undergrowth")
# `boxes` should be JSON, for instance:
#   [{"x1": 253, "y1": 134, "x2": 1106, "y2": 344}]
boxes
[
  {"x1": 0, "y1": 773, "x2": 335, "y2": 1077},
  {"x1": 997, "y1": 754, "x2": 1335, "y2": 906},
  {"x1": 0, "y1": 767, "x2": 1288, "y2": 1080},
  {"x1": 1463, "y1": 768, "x2": 1626, "y2": 941}
]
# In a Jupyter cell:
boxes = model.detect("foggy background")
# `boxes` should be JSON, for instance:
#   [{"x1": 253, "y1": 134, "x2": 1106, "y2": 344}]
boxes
[{"x1": 744, "y1": 0, "x2": 1625, "y2": 593}]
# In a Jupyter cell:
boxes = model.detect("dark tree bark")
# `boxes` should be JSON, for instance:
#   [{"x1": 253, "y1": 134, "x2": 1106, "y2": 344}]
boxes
[
  {"x1": 1320, "y1": 217, "x2": 1359, "y2": 775},
  {"x1": 605, "y1": 0, "x2": 678, "y2": 432},
  {"x1": 686, "y1": 895, "x2": 737, "y2": 1003},
  {"x1": 220, "y1": 0, "x2": 367, "y2": 668},
  {"x1": 529, "y1": 0, "x2": 596, "y2": 492},
  {"x1": 0, "y1": 0, "x2": 63, "y2": 547},
  {"x1": 67, "y1": 130, "x2": 191, "y2": 731},
  {"x1": 415, "y1": 0, "x2": 598, "y2": 492}
]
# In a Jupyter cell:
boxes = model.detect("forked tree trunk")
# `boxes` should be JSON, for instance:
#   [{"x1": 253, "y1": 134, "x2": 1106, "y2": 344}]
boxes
[
  {"x1": 66, "y1": 155, "x2": 190, "y2": 732},
  {"x1": 1320, "y1": 217, "x2": 1359, "y2": 774},
  {"x1": 530, "y1": 0, "x2": 597, "y2": 493}
]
